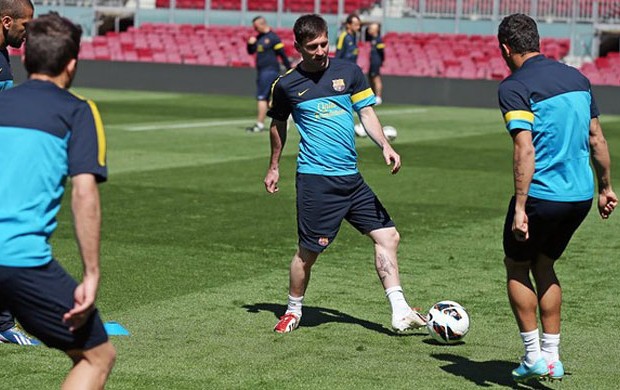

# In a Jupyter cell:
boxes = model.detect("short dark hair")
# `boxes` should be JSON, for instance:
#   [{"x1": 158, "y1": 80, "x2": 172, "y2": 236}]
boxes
[
  {"x1": 252, "y1": 15, "x2": 264, "y2": 24},
  {"x1": 0, "y1": 0, "x2": 34, "y2": 18},
  {"x1": 345, "y1": 14, "x2": 359, "y2": 24},
  {"x1": 24, "y1": 12, "x2": 82, "y2": 77},
  {"x1": 293, "y1": 14, "x2": 327, "y2": 44},
  {"x1": 497, "y1": 13, "x2": 540, "y2": 54}
]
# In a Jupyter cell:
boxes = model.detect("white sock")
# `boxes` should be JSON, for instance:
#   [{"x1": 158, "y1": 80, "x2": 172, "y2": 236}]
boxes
[
  {"x1": 375, "y1": 96, "x2": 383, "y2": 105},
  {"x1": 286, "y1": 295, "x2": 303, "y2": 317},
  {"x1": 541, "y1": 333, "x2": 560, "y2": 364},
  {"x1": 385, "y1": 286, "x2": 411, "y2": 319},
  {"x1": 520, "y1": 329, "x2": 542, "y2": 366},
  {"x1": 256, "y1": 122, "x2": 264, "y2": 129}
]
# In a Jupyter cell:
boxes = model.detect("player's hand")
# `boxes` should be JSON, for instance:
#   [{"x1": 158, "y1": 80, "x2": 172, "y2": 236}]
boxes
[
  {"x1": 63, "y1": 275, "x2": 98, "y2": 332},
  {"x1": 512, "y1": 209, "x2": 529, "y2": 241},
  {"x1": 382, "y1": 145, "x2": 401, "y2": 174},
  {"x1": 264, "y1": 168, "x2": 280, "y2": 193},
  {"x1": 598, "y1": 189, "x2": 618, "y2": 219},
  {"x1": 248, "y1": 36, "x2": 257, "y2": 45}
]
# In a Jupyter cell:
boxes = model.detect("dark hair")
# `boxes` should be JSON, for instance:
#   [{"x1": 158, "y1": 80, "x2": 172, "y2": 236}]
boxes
[
  {"x1": 346, "y1": 14, "x2": 360, "y2": 24},
  {"x1": 293, "y1": 14, "x2": 327, "y2": 44},
  {"x1": 24, "y1": 12, "x2": 82, "y2": 77},
  {"x1": 497, "y1": 13, "x2": 540, "y2": 54},
  {"x1": 252, "y1": 15, "x2": 264, "y2": 23},
  {"x1": 0, "y1": 0, "x2": 33, "y2": 18}
]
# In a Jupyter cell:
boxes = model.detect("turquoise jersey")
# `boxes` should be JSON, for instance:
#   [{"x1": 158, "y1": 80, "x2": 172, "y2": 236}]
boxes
[
  {"x1": 498, "y1": 55, "x2": 598, "y2": 202},
  {"x1": 268, "y1": 59, "x2": 376, "y2": 176}
]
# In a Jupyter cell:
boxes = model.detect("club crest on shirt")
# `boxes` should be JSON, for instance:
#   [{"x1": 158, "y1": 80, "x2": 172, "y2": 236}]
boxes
[
  {"x1": 318, "y1": 237, "x2": 329, "y2": 246},
  {"x1": 332, "y1": 79, "x2": 345, "y2": 92},
  {"x1": 264, "y1": 38, "x2": 270, "y2": 45}
]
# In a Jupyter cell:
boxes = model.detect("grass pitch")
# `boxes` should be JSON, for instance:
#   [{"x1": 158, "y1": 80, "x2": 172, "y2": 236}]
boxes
[{"x1": 1, "y1": 89, "x2": 619, "y2": 389}]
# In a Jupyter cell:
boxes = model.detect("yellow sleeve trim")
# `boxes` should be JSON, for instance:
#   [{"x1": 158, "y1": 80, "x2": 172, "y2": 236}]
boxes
[
  {"x1": 273, "y1": 42, "x2": 284, "y2": 50},
  {"x1": 86, "y1": 100, "x2": 107, "y2": 167},
  {"x1": 504, "y1": 110, "x2": 534, "y2": 124},
  {"x1": 351, "y1": 88, "x2": 374, "y2": 104},
  {"x1": 336, "y1": 32, "x2": 347, "y2": 50},
  {"x1": 376, "y1": 43, "x2": 385, "y2": 49}
]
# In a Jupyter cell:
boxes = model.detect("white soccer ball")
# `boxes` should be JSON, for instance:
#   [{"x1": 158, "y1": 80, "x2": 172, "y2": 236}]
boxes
[
  {"x1": 383, "y1": 125, "x2": 397, "y2": 141},
  {"x1": 354, "y1": 123, "x2": 367, "y2": 137},
  {"x1": 426, "y1": 301, "x2": 470, "y2": 344}
]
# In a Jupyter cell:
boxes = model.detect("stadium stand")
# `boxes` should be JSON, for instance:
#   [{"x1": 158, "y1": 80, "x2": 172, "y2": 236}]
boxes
[
  {"x1": 7, "y1": 22, "x2": 618, "y2": 85},
  {"x1": 154, "y1": 0, "x2": 376, "y2": 13}
]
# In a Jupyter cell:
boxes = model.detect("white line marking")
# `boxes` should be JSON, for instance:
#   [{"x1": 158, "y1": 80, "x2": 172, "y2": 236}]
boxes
[{"x1": 116, "y1": 107, "x2": 428, "y2": 132}]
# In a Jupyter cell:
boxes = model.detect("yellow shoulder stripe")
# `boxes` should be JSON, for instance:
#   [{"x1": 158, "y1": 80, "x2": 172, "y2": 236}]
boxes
[
  {"x1": 273, "y1": 42, "x2": 284, "y2": 50},
  {"x1": 336, "y1": 32, "x2": 347, "y2": 50},
  {"x1": 351, "y1": 88, "x2": 374, "y2": 104},
  {"x1": 504, "y1": 110, "x2": 534, "y2": 124},
  {"x1": 86, "y1": 100, "x2": 107, "y2": 167},
  {"x1": 376, "y1": 43, "x2": 385, "y2": 49}
]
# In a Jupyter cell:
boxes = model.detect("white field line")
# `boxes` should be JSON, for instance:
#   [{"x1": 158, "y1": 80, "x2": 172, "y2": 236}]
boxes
[{"x1": 115, "y1": 107, "x2": 429, "y2": 132}]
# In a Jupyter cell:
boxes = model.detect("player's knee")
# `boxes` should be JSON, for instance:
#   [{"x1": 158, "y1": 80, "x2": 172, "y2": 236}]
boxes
[{"x1": 89, "y1": 341, "x2": 117, "y2": 374}]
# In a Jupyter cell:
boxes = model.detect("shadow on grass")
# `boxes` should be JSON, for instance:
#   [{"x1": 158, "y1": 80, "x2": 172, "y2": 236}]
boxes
[
  {"x1": 432, "y1": 353, "x2": 553, "y2": 389},
  {"x1": 243, "y1": 303, "x2": 427, "y2": 337}
]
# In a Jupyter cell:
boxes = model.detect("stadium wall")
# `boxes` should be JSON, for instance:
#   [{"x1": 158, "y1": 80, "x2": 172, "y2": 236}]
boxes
[{"x1": 10, "y1": 58, "x2": 620, "y2": 114}]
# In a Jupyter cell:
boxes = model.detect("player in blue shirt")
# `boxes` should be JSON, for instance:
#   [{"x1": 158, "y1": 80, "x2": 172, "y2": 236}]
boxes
[
  {"x1": 497, "y1": 14, "x2": 617, "y2": 383},
  {"x1": 265, "y1": 14, "x2": 426, "y2": 334},
  {"x1": 335, "y1": 14, "x2": 360, "y2": 63},
  {"x1": 0, "y1": 0, "x2": 38, "y2": 346},
  {"x1": 246, "y1": 16, "x2": 291, "y2": 133},
  {"x1": 367, "y1": 23, "x2": 385, "y2": 105},
  {"x1": 0, "y1": 13, "x2": 116, "y2": 387}
]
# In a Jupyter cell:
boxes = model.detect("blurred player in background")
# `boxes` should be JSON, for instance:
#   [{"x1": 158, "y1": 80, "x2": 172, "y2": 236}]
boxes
[
  {"x1": 246, "y1": 16, "x2": 291, "y2": 133},
  {"x1": 335, "y1": 13, "x2": 360, "y2": 64},
  {"x1": 497, "y1": 13, "x2": 617, "y2": 383},
  {"x1": 0, "y1": 0, "x2": 39, "y2": 346},
  {"x1": 366, "y1": 22, "x2": 384, "y2": 105},
  {"x1": 265, "y1": 14, "x2": 426, "y2": 334},
  {"x1": 0, "y1": 13, "x2": 116, "y2": 388}
]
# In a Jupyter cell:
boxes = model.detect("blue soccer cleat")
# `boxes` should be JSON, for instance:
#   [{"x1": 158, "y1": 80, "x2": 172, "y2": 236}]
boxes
[
  {"x1": 547, "y1": 361, "x2": 564, "y2": 381},
  {"x1": 512, "y1": 357, "x2": 549, "y2": 383},
  {"x1": 0, "y1": 326, "x2": 41, "y2": 346}
]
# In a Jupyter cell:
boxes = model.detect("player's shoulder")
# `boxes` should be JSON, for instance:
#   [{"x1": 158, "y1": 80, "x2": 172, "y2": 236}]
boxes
[
  {"x1": 329, "y1": 58, "x2": 362, "y2": 75},
  {"x1": 271, "y1": 67, "x2": 299, "y2": 88}
]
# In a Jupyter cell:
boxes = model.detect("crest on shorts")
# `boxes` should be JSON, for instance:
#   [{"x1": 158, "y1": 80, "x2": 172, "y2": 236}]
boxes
[
  {"x1": 332, "y1": 79, "x2": 345, "y2": 92},
  {"x1": 318, "y1": 237, "x2": 329, "y2": 246}
]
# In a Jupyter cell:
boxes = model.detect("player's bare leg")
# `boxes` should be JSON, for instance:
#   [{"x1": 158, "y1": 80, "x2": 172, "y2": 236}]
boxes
[
  {"x1": 532, "y1": 253, "x2": 563, "y2": 380},
  {"x1": 505, "y1": 256, "x2": 549, "y2": 381},
  {"x1": 368, "y1": 227, "x2": 425, "y2": 331},
  {"x1": 256, "y1": 100, "x2": 268, "y2": 129},
  {"x1": 275, "y1": 247, "x2": 319, "y2": 333},
  {"x1": 63, "y1": 341, "x2": 116, "y2": 390},
  {"x1": 370, "y1": 75, "x2": 383, "y2": 104}
]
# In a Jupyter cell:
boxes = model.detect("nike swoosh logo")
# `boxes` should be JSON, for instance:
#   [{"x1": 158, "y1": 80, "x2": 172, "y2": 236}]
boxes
[{"x1": 298, "y1": 88, "x2": 309, "y2": 96}]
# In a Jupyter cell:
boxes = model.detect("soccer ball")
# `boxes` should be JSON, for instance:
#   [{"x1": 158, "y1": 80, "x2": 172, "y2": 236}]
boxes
[
  {"x1": 354, "y1": 123, "x2": 367, "y2": 137},
  {"x1": 426, "y1": 301, "x2": 470, "y2": 344},
  {"x1": 383, "y1": 126, "x2": 397, "y2": 141}
]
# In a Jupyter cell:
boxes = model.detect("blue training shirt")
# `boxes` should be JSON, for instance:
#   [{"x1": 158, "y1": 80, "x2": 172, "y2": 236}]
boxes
[
  {"x1": 268, "y1": 58, "x2": 376, "y2": 176},
  {"x1": 0, "y1": 80, "x2": 107, "y2": 268},
  {"x1": 0, "y1": 48, "x2": 14, "y2": 90},
  {"x1": 498, "y1": 54, "x2": 598, "y2": 202}
]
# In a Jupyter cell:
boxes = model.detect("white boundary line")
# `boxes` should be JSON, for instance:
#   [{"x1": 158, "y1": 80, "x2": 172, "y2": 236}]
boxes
[{"x1": 116, "y1": 107, "x2": 429, "y2": 132}]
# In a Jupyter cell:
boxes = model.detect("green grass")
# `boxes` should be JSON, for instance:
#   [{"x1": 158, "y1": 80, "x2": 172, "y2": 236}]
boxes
[{"x1": 1, "y1": 89, "x2": 619, "y2": 389}]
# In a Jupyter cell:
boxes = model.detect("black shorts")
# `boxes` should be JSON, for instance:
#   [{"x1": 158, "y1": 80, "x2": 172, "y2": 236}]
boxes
[
  {"x1": 369, "y1": 62, "x2": 382, "y2": 77},
  {"x1": 503, "y1": 196, "x2": 591, "y2": 261},
  {"x1": 296, "y1": 173, "x2": 395, "y2": 253},
  {"x1": 256, "y1": 69, "x2": 279, "y2": 100},
  {"x1": 0, "y1": 260, "x2": 108, "y2": 351}
]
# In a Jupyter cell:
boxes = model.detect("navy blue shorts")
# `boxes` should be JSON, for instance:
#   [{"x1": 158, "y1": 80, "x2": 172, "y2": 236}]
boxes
[
  {"x1": 296, "y1": 173, "x2": 395, "y2": 253},
  {"x1": 369, "y1": 61, "x2": 382, "y2": 77},
  {"x1": 503, "y1": 196, "x2": 591, "y2": 262},
  {"x1": 256, "y1": 69, "x2": 279, "y2": 100},
  {"x1": 0, "y1": 260, "x2": 108, "y2": 351}
]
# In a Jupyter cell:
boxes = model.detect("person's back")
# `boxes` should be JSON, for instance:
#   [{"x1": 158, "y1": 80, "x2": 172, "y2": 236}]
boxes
[
  {"x1": 499, "y1": 55, "x2": 594, "y2": 201},
  {"x1": 0, "y1": 81, "x2": 104, "y2": 266}
]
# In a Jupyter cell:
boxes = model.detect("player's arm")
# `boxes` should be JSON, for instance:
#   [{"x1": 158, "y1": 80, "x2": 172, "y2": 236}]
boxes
[
  {"x1": 64, "y1": 173, "x2": 101, "y2": 331},
  {"x1": 264, "y1": 119, "x2": 288, "y2": 193},
  {"x1": 247, "y1": 36, "x2": 257, "y2": 54},
  {"x1": 511, "y1": 129, "x2": 535, "y2": 241},
  {"x1": 358, "y1": 106, "x2": 400, "y2": 174},
  {"x1": 273, "y1": 40, "x2": 291, "y2": 69},
  {"x1": 377, "y1": 40, "x2": 385, "y2": 62},
  {"x1": 335, "y1": 32, "x2": 346, "y2": 59},
  {"x1": 589, "y1": 117, "x2": 618, "y2": 218}
]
